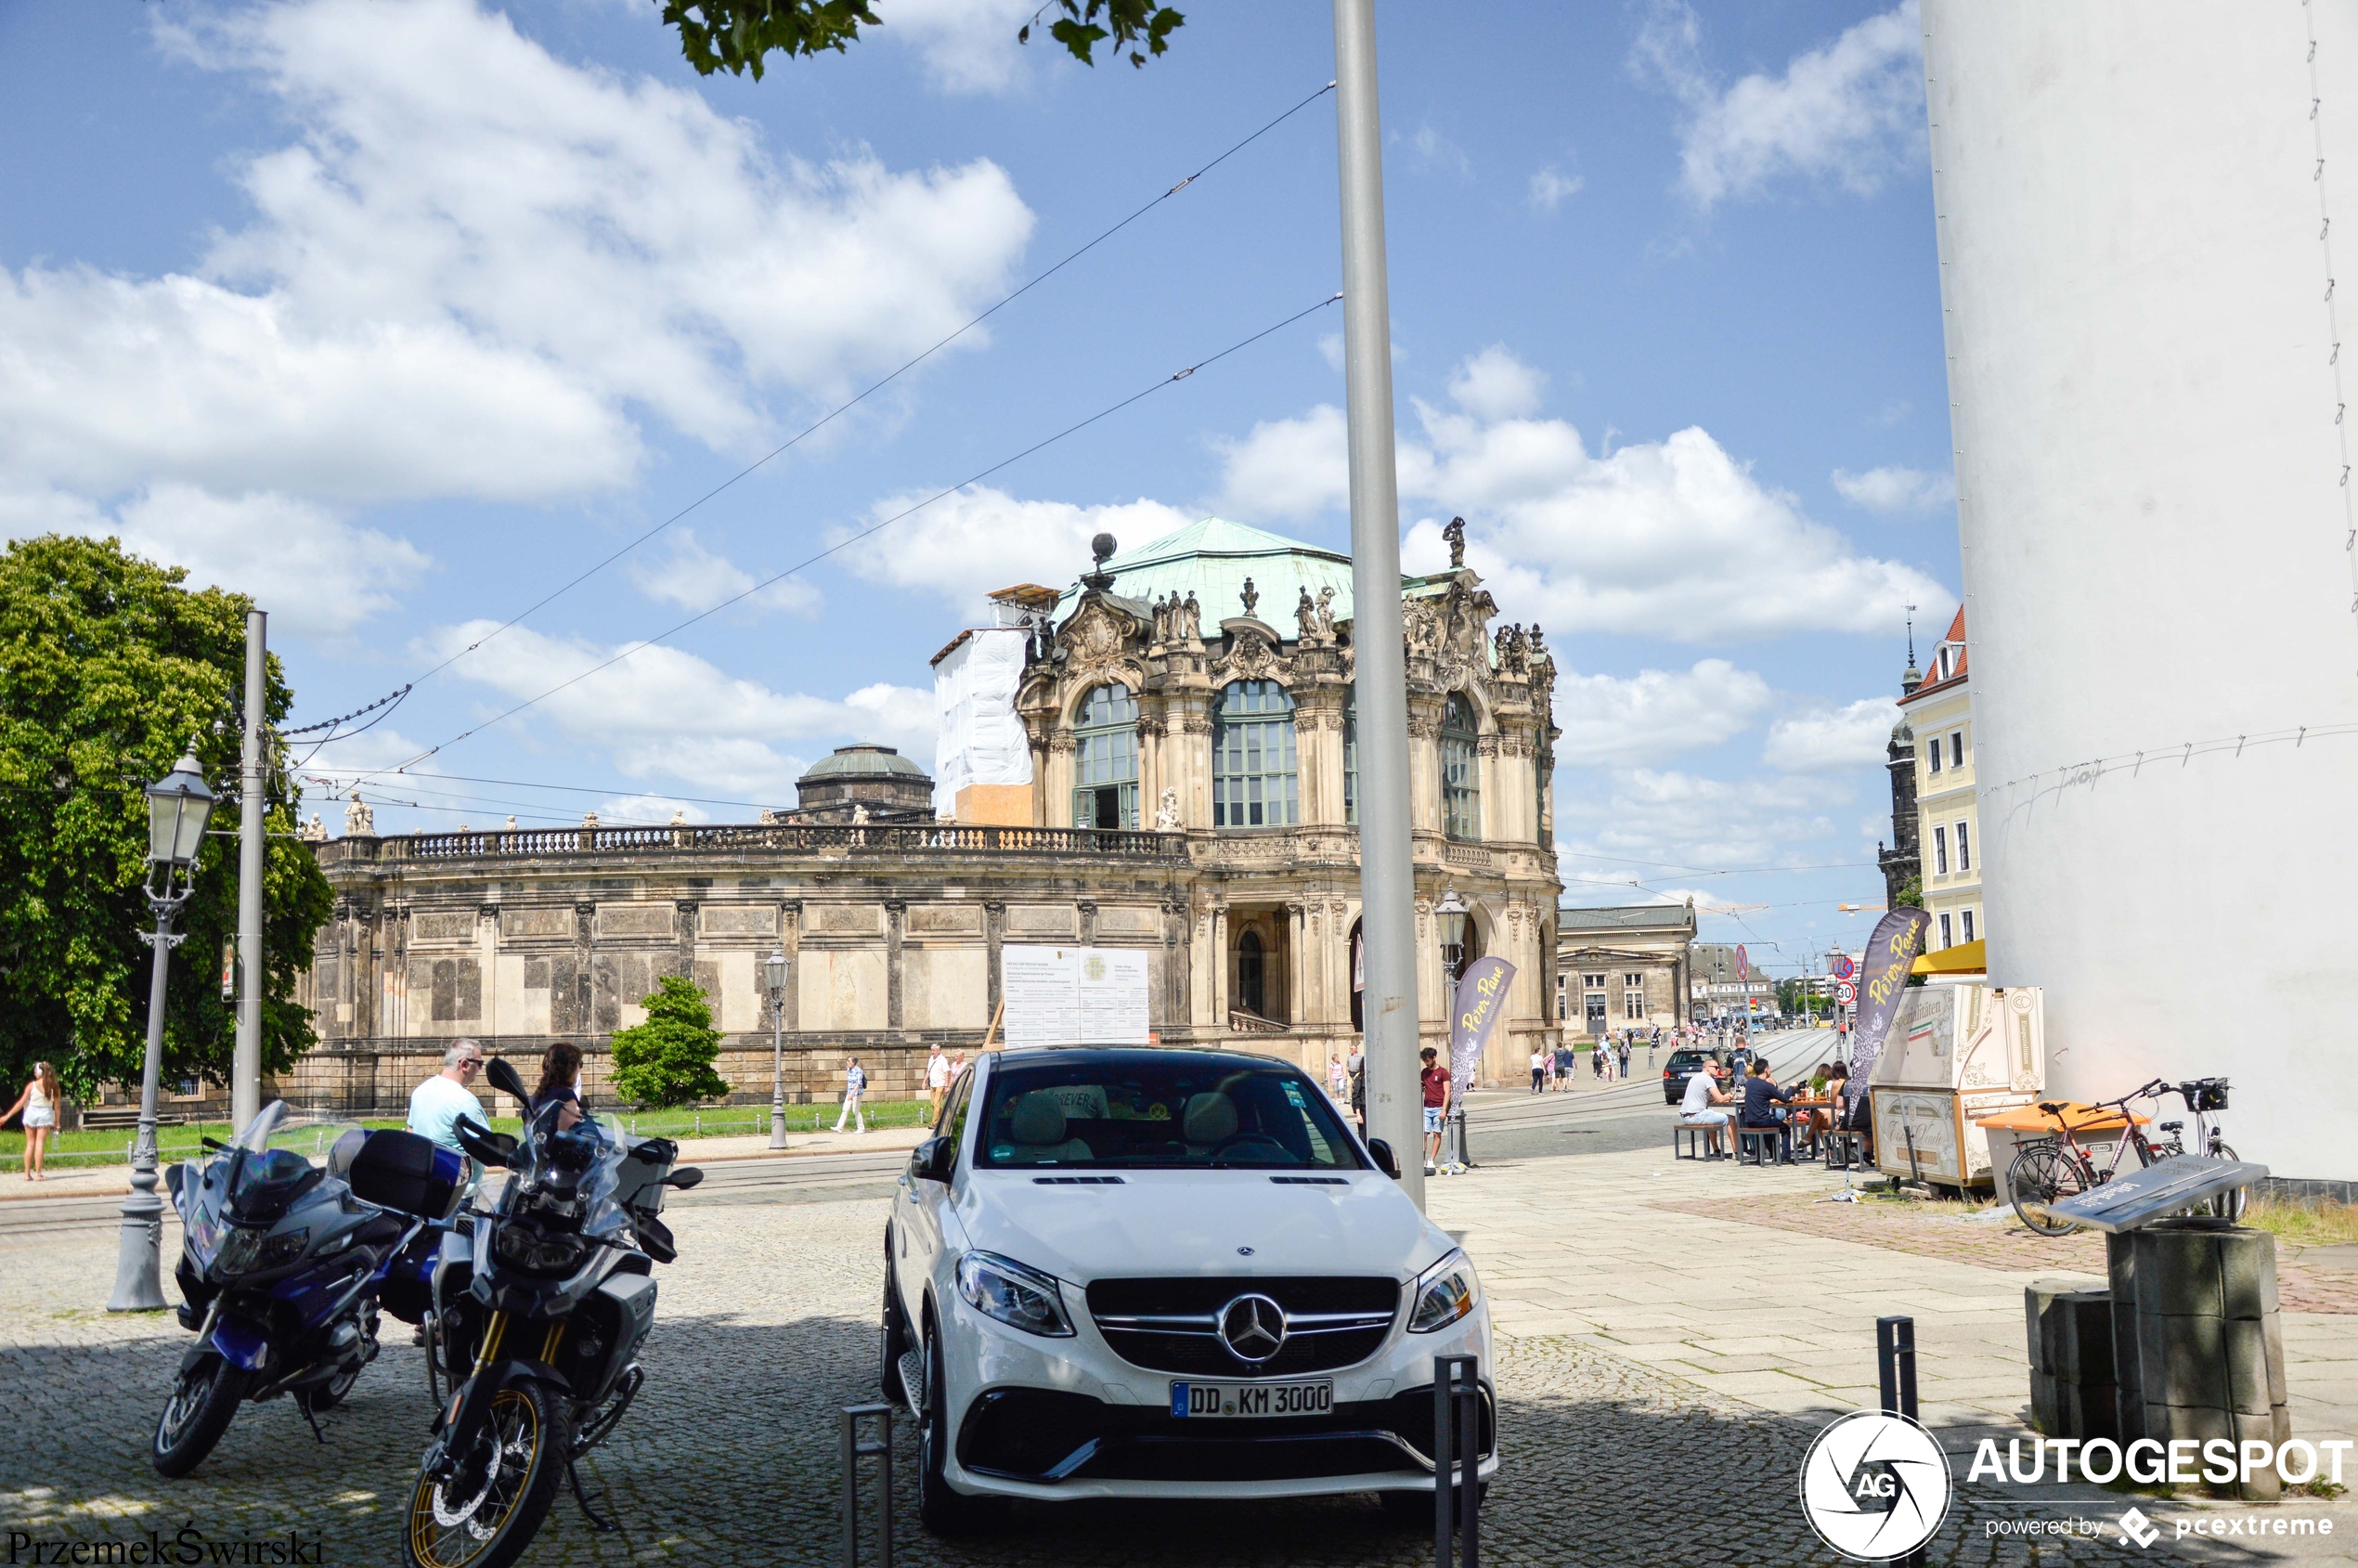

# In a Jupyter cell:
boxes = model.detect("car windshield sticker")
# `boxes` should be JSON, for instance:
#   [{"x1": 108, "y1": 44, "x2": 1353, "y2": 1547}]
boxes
[{"x1": 991, "y1": 1145, "x2": 1016, "y2": 1160}]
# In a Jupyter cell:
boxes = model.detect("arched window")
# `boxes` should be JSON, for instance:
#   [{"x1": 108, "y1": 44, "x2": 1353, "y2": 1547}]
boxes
[
  {"x1": 1071, "y1": 684, "x2": 1139, "y2": 829},
  {"x1": 1342, "y1": 689, "x2": 1359, "y2": 826},
  {"x1": 1441, "y1": 693, "x2": 1481, "y2": 840},
  {"x1": 1212, "y1": 680, "x2": 1298, "y2": 828}
]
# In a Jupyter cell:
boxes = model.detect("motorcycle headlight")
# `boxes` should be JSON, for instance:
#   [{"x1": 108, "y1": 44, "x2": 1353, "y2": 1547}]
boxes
[
  {"x1": 489, "y1": 1222, "x2": 589, "y2": 1277},
  {"x1": 1407, "y1": 1248, "x2": 1482, "y2": 1334},
  {"x1": 214, "y1": 1225, "x2": 266, "y2": 1278},
  {"x1": 954, "y1": 1251, "x2": 1074, "y2": 1338},
  {"x1": 257, "y1": 1228, "x2": 310, "y2": 1271}
]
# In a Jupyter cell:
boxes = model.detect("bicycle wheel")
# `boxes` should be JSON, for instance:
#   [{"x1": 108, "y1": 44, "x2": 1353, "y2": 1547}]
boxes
[
  {"x1": 2009, "y1": 1143, "x2": 2088, "y2": 1237},
  {"x1": 2207, "y1": 1143, "x2": 2248, "y2": 1220}
]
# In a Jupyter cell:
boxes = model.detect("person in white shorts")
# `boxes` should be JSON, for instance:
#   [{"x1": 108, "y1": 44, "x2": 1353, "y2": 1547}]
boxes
[
  {"x1": 925, "y1": 1045, "x2": 951, "y2": 1122},
  {"x1": 836, "y1": 1057, "x2": 868, "y2": 1134},
  {"x1": 1678, "y1": 1058, "x2": 1732, "y2": 1158},
  {"x1": 5, "y1": 1061, "x2": 60, "y2": 1181}
]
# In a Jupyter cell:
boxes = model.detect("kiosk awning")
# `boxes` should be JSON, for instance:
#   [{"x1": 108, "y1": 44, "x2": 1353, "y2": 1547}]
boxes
[{"x1": 1911, "y1": 938, "x2": 1986, "y2": 976}]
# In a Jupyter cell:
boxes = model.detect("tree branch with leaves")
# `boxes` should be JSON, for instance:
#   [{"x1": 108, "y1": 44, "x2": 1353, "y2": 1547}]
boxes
[{"x1": 658, "y1": 0, "x2": 1183, "y2": 82}]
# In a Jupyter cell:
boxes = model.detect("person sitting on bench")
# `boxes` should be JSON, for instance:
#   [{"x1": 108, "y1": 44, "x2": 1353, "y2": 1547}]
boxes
[
  {"x1": 1738, "y1": 1060, "x2": 1800, "y2": 1161},
  {"x1": 1678, "y1": 1057, "x2": 1733, "y2": 1158}
]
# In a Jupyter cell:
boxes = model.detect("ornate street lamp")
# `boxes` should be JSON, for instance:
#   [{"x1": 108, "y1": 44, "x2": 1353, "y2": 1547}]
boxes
[
  {"x1": 109, "y1": 749, "x2": 215, "y2": 1312},
  {"x1": 764, "y1": 949, "x2": 791, "y2": 1150}
]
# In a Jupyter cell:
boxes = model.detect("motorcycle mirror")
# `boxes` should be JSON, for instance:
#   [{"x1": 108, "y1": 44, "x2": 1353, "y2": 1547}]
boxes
[
  {"x1": 1367, "y1": 1139, "x2": 1402, "y2": 1181},
  {"x1": 201, "y1": 1136, "x2": 229, "y2": 1152},
  {"x1": 663, "y1": 1167, "x2": 704, "y2": 1190},
  {"x1": 486, "y1": 1056, "x2": 529, "y2": 1101},
  {"x1": 453, "y1": 1115, "x2": 514, "y2": 1169}
]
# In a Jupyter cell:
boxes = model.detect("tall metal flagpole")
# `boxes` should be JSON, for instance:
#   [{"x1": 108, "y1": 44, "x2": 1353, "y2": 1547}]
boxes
[
  {"x1": 232, "y1": 610, "x2": 266, "y2": 1133},
  {"x1": 1333, "y1": 0, "x2": 1423, "y2": 1212}
]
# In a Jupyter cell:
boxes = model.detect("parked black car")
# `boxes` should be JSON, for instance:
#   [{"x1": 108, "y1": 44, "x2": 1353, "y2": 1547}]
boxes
[{"x1": 1661, "y1": 1048, "x2": 1717, "y2": 1105}]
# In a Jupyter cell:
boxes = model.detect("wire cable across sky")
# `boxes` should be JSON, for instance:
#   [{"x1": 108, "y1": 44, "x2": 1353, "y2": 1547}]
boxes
[{"x1": 349, "y1": 291, "x2": 1345, "y2": 788}]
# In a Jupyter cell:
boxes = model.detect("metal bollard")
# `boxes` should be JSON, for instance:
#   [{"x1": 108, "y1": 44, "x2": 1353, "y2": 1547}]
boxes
[
  {"x1": 1875, "y1": 1316, "x2": 1925, "y2": 1568},
  {"x1": 839, "y1": 1403, "x2": 893, "y2": 1568},
  {"x1": 1432, "y1": 1354, "x2": 1481, "y2": 1568}
]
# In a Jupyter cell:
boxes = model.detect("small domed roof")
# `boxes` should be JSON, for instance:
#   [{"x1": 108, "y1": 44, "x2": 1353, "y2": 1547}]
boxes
[
  {"x1": 798, "y1": 745, "x2": 929, "y2": 783},
  {"x1": 1890, "y1": 716, "x2": 1915, "y2": 744}
]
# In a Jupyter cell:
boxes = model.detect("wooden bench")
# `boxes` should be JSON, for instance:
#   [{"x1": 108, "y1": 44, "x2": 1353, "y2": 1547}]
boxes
[
  {"x1": 1822, "y1": 1130, "x2": 1867, "y2": 1170},
  {"x1": 1672, "y1": 1118, "x2": 1723, "y2": 1160},
  {"x1": 1736, "y1": 1126, "x2": 1787, "y2": 1165}
]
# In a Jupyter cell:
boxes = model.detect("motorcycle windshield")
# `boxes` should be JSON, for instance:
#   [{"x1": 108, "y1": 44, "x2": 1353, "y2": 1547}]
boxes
[
  {"x1": 508, "y1": 1102, "x2": 628, "y2": 1236},
  {"x1": 233, "y1": 1100, "x2": 289, "y2": 1153}
]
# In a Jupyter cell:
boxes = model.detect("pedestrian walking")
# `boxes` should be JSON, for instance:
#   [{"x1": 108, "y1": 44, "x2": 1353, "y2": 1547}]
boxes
[
  {"x1": 1347, "y1": 1043, "x2": 1367, "y2": 1137},
  {"x1": 1419, "y1": 1047, "x2": 1450, "y2": 1175},
  {"x1": 1618, "y1": 1041, "x2": 1632, "y2": 1079},
  {"x1": 1529, "y1": 1045, "x2": 1547, "y2": 1095},
  {"x1": 1328, "y1": 1052, "x2": 1347, "y2": 1101},
  {"x1": 925, "y1": 1044, "x2": 951, "y2": 1121},
  {"x1": 1552, "y1": 1043, "x2": 1573, "y2": 1091},
  {"x1": 4, "y1": 1061, "x2": 60, "y2": 1181},
  {"x1": 835, "y1": 1056, "x2": 868, "y2": 1133}
]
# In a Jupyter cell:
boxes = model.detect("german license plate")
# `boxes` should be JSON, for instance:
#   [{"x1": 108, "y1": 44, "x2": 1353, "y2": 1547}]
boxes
[{"x1": 1170, "y1": 1380, "x2": 1334, "y2": 1419}]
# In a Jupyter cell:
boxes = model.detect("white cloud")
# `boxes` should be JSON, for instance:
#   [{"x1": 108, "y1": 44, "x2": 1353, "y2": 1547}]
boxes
[
  {"x1": 1558, "y1": 768, "x2": 1856, "y2": 869},
  {"x1": 1551, "y1": 660, "x2": 1771, "y2": 766},
  {"x1": 1393, "y1": 349, "x2": 1951, "y2": 641},
  {"x1": 1214, "y1": 407, "x2": 1351, "y2": 523},
  {"x1": 833, "y1": 486, "x2": 1195, "y2": 616},
  {"x1": 1, "y1": 482, "x2": 430, "y2": 639},
  {"x1": 1446, "y1": 345, "x2": 1548, "y2": 422},
  {"x1": 0, "y1": 0, "x2": 1033, "y2": 564},
  {"x1": 1631, "y1": 0, "x2": 1926, "y2": 209},
  {"x1": 1405, "y1": 121, "x2": 1473, "y2": 179},
  {"x1": 883, "y1": 0, "x2": 1038, "y2": 94},
  {"x1": 630, "y1": 529, "x2": 822, "y2": 618},
  {"x1": 597, "y1": 794, "x2": 712, "y2": 826},
  {"x1": 1832, "y1": 464, "x2": 1954, "y2": 515},
  {"x1": 1528, "y1": 166, "x2": 1585, "y2": 214},
  {"x1": 418, "y1": 621, "x2": 932, "y2": 797},
  {"x1": 1763, "y1": 697, "x2": 1900, "y2": 771}
]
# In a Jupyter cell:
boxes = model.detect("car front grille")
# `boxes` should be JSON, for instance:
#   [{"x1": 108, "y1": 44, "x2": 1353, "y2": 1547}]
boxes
[{"x1": 1085, "y1": 1276, "x2": 1400, "y2": 1378}]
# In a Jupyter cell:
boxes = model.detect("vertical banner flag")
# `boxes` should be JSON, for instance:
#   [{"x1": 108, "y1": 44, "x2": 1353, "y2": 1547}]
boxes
[
  {"x1": 1449, "y1": 957, "x2": 1517, "y2": 1093},
  {"x1": 1846, "y1": 909, "x2": 1932, "y2": 1086}
]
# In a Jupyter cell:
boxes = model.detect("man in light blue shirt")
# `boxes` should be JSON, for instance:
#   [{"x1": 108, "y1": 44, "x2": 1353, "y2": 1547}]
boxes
[
  {"x1": 834, "y1": 1056, "x2": 868, "y2": 1134},
  {"x1": 408, "y1": 1040, "x2": 487, "y2": 1153}
]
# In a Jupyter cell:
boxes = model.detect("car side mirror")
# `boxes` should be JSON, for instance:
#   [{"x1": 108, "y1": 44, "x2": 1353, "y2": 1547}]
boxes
[
  {"x1": 910, "y1": 1136, "x2": 954, "y2": 1184},
  {"x1": 1367, "y1": 1139, "x2": 1401, "y2": 1181},
  {"x1": 486, "y1": 1056, "x2": 529, "y2": 1101}
]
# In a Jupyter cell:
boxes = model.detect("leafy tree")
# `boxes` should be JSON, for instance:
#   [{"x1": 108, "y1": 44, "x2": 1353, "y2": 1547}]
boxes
[
  {"x1": 609, "y1": 974, "x2": 732, "y2": 1108},
  {"x1": 659, "y1": 0, "x2": 1183, "y2": 83},
  {"x1": 1893, "y1": 875, "x2": 1924, "y2": 910},
  {"x1": 0, "y1": 536, "x2": 332, "y2": 1100}
]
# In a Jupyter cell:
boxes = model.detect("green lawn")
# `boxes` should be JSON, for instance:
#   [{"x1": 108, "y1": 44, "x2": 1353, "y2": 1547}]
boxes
[{"x1": 0, "y1": 1099, "x2": 936, "y2": 1169}]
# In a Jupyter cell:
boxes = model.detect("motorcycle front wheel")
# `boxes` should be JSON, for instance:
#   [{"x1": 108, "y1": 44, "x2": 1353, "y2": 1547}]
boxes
[
  {"x1": 153, "y1": 1351, "x2": 250, "y2": 1477},
  {"x1": 404, "y1": 1382, "x2": 570, "y2": 1568}
]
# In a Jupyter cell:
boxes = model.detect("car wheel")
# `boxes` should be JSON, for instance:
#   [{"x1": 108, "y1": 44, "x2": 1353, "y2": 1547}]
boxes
[
  {"x1": 880, "y1": 1247, "x2": 911, "y2": 1407},
  {"x1": 916, "y1": 1320, "x2": 1005, "y2": 1536}
]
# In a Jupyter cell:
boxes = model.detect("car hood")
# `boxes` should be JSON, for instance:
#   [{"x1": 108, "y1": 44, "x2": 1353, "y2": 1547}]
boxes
[{"x1": 950, "y1": 1169, "x2": 1452, "y2": 1286}]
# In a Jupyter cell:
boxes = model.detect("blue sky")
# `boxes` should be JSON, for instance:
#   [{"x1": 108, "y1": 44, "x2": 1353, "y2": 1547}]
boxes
[{"x1": 0, "y1": 0, "x2": 1959, "y2": 984}]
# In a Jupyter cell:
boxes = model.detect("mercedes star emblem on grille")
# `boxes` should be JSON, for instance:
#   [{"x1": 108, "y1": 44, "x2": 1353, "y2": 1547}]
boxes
[{"x1": 1216, "y1": 1293, "x2": 1289, "y2": 1364}]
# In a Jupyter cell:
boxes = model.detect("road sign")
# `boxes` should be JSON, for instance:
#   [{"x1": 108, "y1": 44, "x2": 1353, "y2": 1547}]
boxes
[
  {"x1": 1735, "y1": 944, "x2": 1749, "y2": 981},
  {"x1": 1832, "y1": 952, "x2": 1857, "y2": 981},
  {"x1": 1834, "y1": 980, "x2": 1858, "y2": 1006}
]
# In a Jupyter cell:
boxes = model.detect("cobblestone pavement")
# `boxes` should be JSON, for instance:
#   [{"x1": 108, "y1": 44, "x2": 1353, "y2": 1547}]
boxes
[{"x1": 6, "y1": 1168, "x2": 2354, "y2": 1566}]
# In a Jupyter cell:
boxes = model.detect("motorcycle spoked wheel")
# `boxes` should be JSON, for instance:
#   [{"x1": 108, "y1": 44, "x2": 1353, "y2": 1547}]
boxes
[
  {"x1": 153, "y1": 1352, "x2": 251, "y2": 1478},
  {"x1": 404, "y1": 1383, "x2": 570, "y2": 1568}
]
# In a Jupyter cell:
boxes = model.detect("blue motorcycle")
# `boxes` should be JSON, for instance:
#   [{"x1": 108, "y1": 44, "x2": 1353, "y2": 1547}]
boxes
[{"x1": 156, "y1": 1101, "x2": 465, "y2": 1475}]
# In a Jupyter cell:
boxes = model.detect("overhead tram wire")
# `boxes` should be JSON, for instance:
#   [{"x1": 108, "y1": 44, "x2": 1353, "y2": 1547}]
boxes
[
  {"x1": 406, "y1": 78, "x2": 1339, "y2": 692},
  {"x1": 347, "y1": 292, "x2": 1347, "y2": 790}
]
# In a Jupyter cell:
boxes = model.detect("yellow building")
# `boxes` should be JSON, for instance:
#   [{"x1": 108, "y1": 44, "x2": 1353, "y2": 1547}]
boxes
[{"x1": 1899, "y1": 608, "x2": 1981, "y2": 952}]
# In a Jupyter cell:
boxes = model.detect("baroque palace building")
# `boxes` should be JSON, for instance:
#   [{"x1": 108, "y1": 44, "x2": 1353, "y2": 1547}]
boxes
[{"x1": 287, "y1": 518, "x2": 1564, "y2": 1113}]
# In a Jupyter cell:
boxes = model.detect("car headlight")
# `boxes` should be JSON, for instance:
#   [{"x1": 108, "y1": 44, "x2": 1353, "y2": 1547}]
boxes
[
  {"x1": 955, "y1": 1251, "x2": 1074, "y2": 1338},
  {"x1": 1407, "y1": 1248, "x2": 1482, "y2": 1333}
]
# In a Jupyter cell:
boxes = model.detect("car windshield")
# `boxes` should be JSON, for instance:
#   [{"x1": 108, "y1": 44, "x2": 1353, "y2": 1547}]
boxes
[{"x1": 973, "y1": 1056, "x2": 1365, "y2": 1172}]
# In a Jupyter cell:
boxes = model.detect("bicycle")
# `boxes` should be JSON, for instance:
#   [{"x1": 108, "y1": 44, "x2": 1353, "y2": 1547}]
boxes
[{"x1": 2006, "y1": 1077, "x2": 2239, "y2": 1236}]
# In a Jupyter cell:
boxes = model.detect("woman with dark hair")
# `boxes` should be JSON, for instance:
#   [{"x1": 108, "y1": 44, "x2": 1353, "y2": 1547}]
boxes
[
  {"x1": 4, "y1": 1061, "x2": 61, "y2": 1180},
  {"x1": 528, "y1": 1041, "x2": 584, "y2": 1129}
]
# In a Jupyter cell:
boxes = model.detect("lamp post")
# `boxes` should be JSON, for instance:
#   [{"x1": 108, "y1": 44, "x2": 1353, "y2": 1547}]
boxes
[
  {"x1": 765, "y1": 949, "x2": 791, "y2": 1150},
  {"x1": 1434, "y1": 887, "x2": 1471, "y2": 1172},
  {"x1": 109, "y1": 749, "x2": 215, "y2": 1313}
]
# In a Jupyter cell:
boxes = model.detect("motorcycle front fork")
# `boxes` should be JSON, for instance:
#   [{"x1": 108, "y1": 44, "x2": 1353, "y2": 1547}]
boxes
[{"x1": 428, "y1": 1311, "x2": 566, "y2": 1477}]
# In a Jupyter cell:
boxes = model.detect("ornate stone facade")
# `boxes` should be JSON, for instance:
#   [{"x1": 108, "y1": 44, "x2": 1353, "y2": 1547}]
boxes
[{"x1": 291, "y1": 520, "x2": 1563, "y2": 1110}]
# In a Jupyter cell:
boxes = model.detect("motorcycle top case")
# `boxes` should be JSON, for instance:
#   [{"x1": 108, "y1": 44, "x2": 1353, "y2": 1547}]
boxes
[{"x1": 343, "y1": 1129, "x2": 466, "y2": 1219}]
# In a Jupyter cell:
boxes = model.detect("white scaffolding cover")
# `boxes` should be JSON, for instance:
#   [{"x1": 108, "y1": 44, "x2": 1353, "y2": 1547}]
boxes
[{"x1": 933, "y1": 628, "x2": 1032, "y2": 816}]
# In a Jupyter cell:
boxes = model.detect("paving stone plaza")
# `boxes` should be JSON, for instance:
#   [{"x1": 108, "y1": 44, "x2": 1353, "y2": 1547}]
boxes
[{"x1": 5, "y1": 1114, "x2": 2354, "y2": 1567}]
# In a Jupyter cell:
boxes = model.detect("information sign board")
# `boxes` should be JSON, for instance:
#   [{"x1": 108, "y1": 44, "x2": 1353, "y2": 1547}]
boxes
[
  {"x1": 1001, "y1": 945, "x2": 1151, "y2": 1046},
  {"x1": 2045, "y1": 1155, "x2": 2271, "y2": 1234}
]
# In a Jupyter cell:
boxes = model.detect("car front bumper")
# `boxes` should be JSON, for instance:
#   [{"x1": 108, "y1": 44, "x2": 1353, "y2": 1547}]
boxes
[{"x1": 939, "y1": 1294, "x2": 1496, "y2": 1501}]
